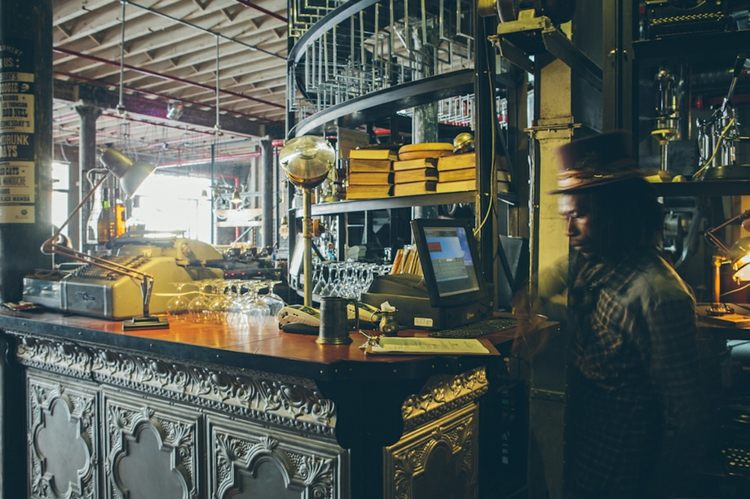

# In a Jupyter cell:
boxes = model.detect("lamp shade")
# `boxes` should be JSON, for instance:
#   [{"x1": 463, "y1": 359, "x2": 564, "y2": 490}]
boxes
[
  {"x1": 730, "y1": 236, "x2": 750, "y2": 282},
  {"x1": 99, "y1": 146, "x2": 155, "y2": 199},
  {"x1": 279, "y1": 136, "x2": 334, "y2": 188}
]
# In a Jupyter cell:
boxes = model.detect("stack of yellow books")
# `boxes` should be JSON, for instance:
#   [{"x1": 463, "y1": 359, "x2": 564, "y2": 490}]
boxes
[
  {"x1": 392, "y1": 143, "x2": 452, "y2": 196},
  {"x1": 346, "y1": 148, "x2": 396, "y2": 200},
  {"x1": 390, "y1": 245, "x2": 423, "y2": 276},
  {"x1": 436, "y1": 152, "x2": 476, "y2": 193}
]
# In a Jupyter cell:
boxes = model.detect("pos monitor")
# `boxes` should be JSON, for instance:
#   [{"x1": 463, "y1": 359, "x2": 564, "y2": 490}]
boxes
[{"x1": 410, "y1": 218, "x2": 485, "y2": 308}]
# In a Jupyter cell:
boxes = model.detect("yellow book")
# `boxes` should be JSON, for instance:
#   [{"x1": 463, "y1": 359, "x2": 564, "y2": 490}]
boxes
[
  {"x1": 346, "y1": 184, "x2": 392, "y2": 199},
  {"x1": 436, "y1": 179, "x2": 476, "y2": 193},
  {"x1": 392, "y1": 157, "x2": 438, "y2": 171},
  {"x1": 349, "y1": 148, "x2": 398, "y2": 161},
  {"x1": 439, "y1": 167, "x2": 475, "y2": 182},
  {"x1": 393, "y1": 180, "x2": 437, "y2": 196},
  {"x1": 393, "y1": 168, "x2": 438, "y2": 184},
  {"x1": 349, "y1": 159, "x2": 392, "y2": 172},
  {"x1": 437, "y1": 151, "x2": 475, "y2": 171},
  {"x1": 348, "y1": 171, "x2": 393, "y2": 185},
  {"x1": 390, "y1": 248, "x2": 405, "y2": 274}
]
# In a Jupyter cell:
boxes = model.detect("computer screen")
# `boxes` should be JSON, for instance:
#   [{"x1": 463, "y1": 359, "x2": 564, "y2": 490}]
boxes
[{"x1": 411, "y1": 218, "x2": 484, "y2": 307}]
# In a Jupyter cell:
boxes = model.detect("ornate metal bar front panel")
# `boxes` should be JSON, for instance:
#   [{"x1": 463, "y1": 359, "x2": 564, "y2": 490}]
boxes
[
  {"x1": 385, "y1": 403, "x2": 480, "y2": 499},
  {"x1": 13, "y1": 332, "x2": 337, "y2": 436},
  {"x1": 9, "y1": 330, "x2": 488, "y2": 499},
  {"x1": 207, "y1": 414, "x2": 348, "y2": 498},
  {"x1": 102, "y1": 388, "x2": 200, "y2": 499},
  {"x1": 27, "y1": 372, "x2": 99, "y2": 499},
  {"x1": 11, "y1": 331, "x2": 345, "y2": 498}
]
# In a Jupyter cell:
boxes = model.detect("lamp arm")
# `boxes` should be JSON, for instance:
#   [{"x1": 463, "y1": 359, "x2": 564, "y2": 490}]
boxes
[
  {"x1": 705, "y1": 208, "x2": 750, "y2": 255},
  {"x1": 45, "y1": 172, "x2": 110, "y2": 250}
]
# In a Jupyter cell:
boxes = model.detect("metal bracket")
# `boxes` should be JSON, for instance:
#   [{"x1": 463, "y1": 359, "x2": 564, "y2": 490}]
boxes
[
  {"x1": 524, "y1": 121, "x2": 582, "y2": 137},
  {"x1": 490, "y1": 11, "x2": 602, "y2": 91}
]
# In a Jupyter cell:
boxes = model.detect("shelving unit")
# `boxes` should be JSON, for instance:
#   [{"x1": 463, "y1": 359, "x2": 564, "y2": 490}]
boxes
[
  {"x1": 651, "y1": 180, "x2": 750, "y2": 198},
  {"x1": 294, "y1": 190, "x2": 518, "y2": 217},
  {"x1": 285, "y1": 0, "x2": 516, "y2": 286}
]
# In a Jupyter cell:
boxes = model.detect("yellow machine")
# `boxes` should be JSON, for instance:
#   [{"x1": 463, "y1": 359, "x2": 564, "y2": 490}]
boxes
[{"x1": 24, "y1": 237, "x2": 224, "y2": 320}]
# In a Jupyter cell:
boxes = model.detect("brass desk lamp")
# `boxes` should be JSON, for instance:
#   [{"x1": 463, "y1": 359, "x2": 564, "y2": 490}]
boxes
[
  {"x1": 279, "y1": 136, "x2": 334, "y2": 307},
  {"x1": 41, "y1": 146, "x2": 167, "y2": 330},
  {"x1": 704, "y1": 209, "x2": 750, "y2": 316}
]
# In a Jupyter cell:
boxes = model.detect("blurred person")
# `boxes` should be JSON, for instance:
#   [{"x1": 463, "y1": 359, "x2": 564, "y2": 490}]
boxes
[{"x1": 521, "y1": 131, "x2": 709, "y2": 499}]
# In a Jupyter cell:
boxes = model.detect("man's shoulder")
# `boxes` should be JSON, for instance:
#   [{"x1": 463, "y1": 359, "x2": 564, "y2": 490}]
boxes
[{"x1": 622, "y1": 257, "x2": 693, "y2": 307}]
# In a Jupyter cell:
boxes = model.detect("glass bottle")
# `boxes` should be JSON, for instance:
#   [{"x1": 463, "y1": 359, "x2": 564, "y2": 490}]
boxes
[
  {"x1": 113, "y1": 197, "x2": 126, "y2": 237},
  {"x1": 96, "y1": 187, "x2": 112, "y2": 243}
]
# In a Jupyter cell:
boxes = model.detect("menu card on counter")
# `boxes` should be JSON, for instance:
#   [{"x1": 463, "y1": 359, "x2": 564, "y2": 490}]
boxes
[{"x1": 363, "y1": 337, "x2": 492, "y2": 355}]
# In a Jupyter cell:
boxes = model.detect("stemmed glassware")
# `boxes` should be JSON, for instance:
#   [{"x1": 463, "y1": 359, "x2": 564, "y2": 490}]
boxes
[
  {"x1": 165, "y1": 282, "x2": 191, "y2": 319},
  {"x1": 259, "y1": 280, "x2": 285, "y2": 317},
  {"x1": 310, "y1": 260, "x2": 392, "y2": 299},
  {"x1": 175, "y1": 279, "x2": 286, "y2": 331}
]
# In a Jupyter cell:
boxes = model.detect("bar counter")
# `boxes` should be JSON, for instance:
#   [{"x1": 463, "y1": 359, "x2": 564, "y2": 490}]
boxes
[{"x1": 0, "y1": 311, "x2": 530, "y2": 499}]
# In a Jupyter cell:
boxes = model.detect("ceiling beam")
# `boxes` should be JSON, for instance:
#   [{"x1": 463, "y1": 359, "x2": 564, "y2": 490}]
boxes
[{"x1": 53, "y1": 79, "x2": 284, "y2": 138}]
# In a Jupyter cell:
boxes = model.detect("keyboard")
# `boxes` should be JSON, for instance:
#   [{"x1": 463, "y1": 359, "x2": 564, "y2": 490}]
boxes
[{"x1": 429, "y1": 317, "x2": 518, "y2": 339}]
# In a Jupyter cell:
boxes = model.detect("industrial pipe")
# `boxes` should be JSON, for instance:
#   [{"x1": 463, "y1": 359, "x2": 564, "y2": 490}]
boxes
[{"x1": 54, "y1": 47, "x2": 285, "y2": 109}]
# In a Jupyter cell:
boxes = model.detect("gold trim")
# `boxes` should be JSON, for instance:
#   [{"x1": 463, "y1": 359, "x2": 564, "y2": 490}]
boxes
[{"x1": 401, "y1": 367, "x2": 487, "y2": 431}]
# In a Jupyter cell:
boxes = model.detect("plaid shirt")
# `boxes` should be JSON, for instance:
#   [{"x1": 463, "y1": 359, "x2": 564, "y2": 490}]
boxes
[{"x1": 563, "y1": 251, "x2": 708, "y2": 497}]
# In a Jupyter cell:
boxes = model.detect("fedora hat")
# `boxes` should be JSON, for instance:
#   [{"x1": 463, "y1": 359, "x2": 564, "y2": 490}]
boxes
[{"x1": 550, "y1": 131, "x2": 644, "y2": 194}]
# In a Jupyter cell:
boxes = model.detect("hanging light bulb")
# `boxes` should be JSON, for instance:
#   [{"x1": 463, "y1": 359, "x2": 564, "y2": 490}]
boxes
[
  {"x1": 278, "y1": 216, "x2": 289, "y2": 240},
  {"x1": 230, "y1": 188, "x2": 242, "y2": 208}
]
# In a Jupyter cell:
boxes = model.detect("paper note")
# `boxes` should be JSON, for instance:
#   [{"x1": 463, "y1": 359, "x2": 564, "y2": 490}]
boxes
[{"x1": 365, "y1": 337, "x2": 491, "y2": 355}]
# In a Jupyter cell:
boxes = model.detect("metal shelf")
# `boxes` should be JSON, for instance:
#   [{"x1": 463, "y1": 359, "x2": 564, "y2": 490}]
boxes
[
  {"x1": 650, "y1": 180, "x2": 750, "y2": 197},
  {"x1": 292, "y1": 69, "x2": 476, "y2": 137},
  {"x1": 632, "y1": 30, "x2": 750, "y2": 66},
  {"x1": 295, "y1": 190, "x2": 518, "y2": 217}
]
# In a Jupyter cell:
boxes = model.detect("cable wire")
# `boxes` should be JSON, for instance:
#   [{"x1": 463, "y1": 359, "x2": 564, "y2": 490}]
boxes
[{"x1": 693, "y1": 117, "x2": 736, "y2": 178}]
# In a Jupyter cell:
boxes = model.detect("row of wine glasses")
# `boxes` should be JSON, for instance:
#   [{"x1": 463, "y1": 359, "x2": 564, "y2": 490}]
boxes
[
  {"x1": 164, "y1": 279, "x2": 285, "y2": 329},
  {"x1": 311, "y1": 260, "x2": 391, "y2": 299}
]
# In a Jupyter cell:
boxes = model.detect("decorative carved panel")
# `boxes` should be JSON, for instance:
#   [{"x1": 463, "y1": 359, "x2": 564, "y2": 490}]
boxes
[
  {"x1": 384, "y1": 403, "x2": 479, "y2": 499},
  {"x1": 27, "y1": 373, "x2": 98, "y2": 499},
  {"x1": 102, "y1": 389, "x2": 199, "y2": 499},
  {"x1": 401, "y1": 367, "x2": 487, "y2": 432},
  {"x1": 12, "y1": 332, "x2": 336, "y2": 437},
  {"x1": 207, "y1": 415, "x2": 347, "y2": 499}
]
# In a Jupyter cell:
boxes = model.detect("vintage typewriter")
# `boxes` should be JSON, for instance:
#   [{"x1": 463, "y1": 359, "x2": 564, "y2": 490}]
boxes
[{"x1": 24, "y1": 236, "x2": 224, "y2": 320}]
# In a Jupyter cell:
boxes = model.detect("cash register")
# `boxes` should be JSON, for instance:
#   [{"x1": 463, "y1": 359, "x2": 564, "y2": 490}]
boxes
[{"x1": 363, "y1": 218, "x2": 494, "y2": 330}]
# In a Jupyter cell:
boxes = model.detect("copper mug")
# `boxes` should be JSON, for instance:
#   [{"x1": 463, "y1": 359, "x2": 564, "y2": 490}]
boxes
[{"x1": 317, "y1": 296, "x2": 356, "y2": 345}]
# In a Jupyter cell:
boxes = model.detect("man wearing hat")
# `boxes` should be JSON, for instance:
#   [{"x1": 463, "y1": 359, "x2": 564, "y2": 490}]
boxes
[{"x1": 535, "y1": 131, "x2": 709, "y2": 498}]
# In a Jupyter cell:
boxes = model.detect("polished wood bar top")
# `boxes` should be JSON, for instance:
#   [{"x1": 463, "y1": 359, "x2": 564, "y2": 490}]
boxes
[{"x1": 0, "y1": 310, "x2": 533, "y2": 381}]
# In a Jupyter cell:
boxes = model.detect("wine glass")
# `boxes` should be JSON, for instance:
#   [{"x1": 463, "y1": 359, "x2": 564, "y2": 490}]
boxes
[
  {"x1": 187, "y1": 281, "x2": 212, "y2": 322},
  {"x1": 259, "y1": 280, "x2": 285, "y2": 317},
  {"x1": 241, "y1": 281, "x2": 271, "y2": 334},
  {"x1": 166, "y1": 282, "x2": 190, "y2": 319}
]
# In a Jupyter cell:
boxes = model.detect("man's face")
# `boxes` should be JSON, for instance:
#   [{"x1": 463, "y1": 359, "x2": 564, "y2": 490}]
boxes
[{"x1": 558, "y1": 194, "x2": 595, "y2": 257}]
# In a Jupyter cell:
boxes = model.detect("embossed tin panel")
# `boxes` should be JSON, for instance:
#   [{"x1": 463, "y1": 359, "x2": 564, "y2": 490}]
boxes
[
  {"x1": 12, "y1": 332, "x2": 337, "y2": 438},
  {"x1": 101, "y1": 388, "x2": 201, "y2": 499},
  {"x1": 384, "y1": 403, "x2": 479, "y2": 499},
  {"x1": 27, "y1": 371, "x2": 99, "y2": 499},
  {"x1": 206, "y1": 414, "x2": 349, "y2": 499}
]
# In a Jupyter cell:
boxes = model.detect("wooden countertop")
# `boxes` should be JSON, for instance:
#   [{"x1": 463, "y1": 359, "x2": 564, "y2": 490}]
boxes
[{"x1": 0, "y1": 311, "x2": 549, "y2": 381}]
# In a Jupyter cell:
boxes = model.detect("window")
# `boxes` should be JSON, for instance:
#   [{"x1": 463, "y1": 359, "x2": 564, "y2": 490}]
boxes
[
  {"x1": 129, "y1": 173, "x2": 212, "y2": 242},
  {"x1": 51, "y1": 161, "x2": 69, "y2": 236}
]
